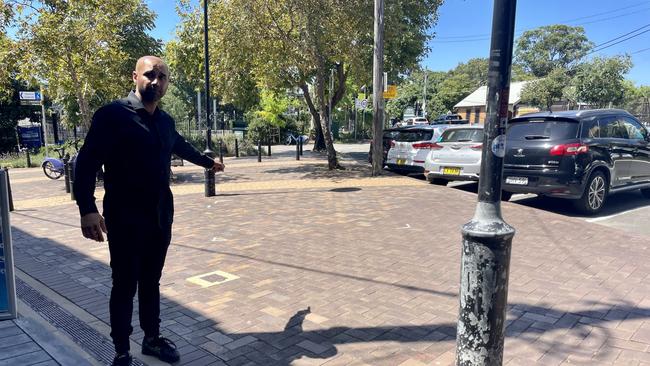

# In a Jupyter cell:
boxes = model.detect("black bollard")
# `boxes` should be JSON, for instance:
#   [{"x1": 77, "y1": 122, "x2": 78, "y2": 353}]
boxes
[
  {"x1": 257, "y1": 139, "x2": 262, "y2": 162},
  {"x1": 219, "y1": 140, "x2": 224, "y2": 164},
  {"x1": 3, "y1": 167, "x2": 14, "y2": 211},
  {"x1": 235, "y1": 138, "x2": 239, "y2": 158},
  {"x1": 267, "y1": 137, "x2": 271, "y2": 157},
  {"x1": 300, "y1": 137, "x2": 304, "y2": 156},
  {"x1": 25, "y1": 148, "x2": 31, "y2": 168},
  {"x1": 63, "y1": 156, "x2": 71, "y2": 193},
  {"x1": 69, "y1": 158, "x2": 76, "y2": 201},
  {"x1": 296, "y1": 137, "x2": 300, "y2": 161}
]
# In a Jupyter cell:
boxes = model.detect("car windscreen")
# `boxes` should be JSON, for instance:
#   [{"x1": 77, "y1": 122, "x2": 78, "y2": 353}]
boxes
[
  {"x1": 440, "y1": 129, "x2": 483, "y2": 142},
  {"x1": 394, "y1": 129, "x2": 434, "y2": 142},
  {"x1": 507, "y1": 118, "x2": 579, "y2": 141}
]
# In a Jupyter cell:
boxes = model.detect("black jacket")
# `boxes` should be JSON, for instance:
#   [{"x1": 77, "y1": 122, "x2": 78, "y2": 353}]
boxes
[{"x1": 74, "y1": 92, "x2": 214, "y2": 231}]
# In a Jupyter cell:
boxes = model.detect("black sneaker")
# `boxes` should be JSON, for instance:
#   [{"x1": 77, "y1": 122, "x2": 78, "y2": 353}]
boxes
[
  {"x1": 112, "y1": 352, "x2": 132, "y2": 366},
  {"x1": 142, "y1": 336, "x2": 180, "y2": 363}
]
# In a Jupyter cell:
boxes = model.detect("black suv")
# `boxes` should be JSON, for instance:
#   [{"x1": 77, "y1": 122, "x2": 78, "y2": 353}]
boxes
[{"x1": 502, "y1": 109, "x2": 650, "y2": 214}]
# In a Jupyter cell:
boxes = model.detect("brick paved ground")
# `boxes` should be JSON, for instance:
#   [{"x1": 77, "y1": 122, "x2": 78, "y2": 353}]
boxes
[
  {"x1": 4, "y1": 144, "x2": 650, "y2": 365},
  {"x1": 0, "y1": 319, "x2": 57, "y2": 366}
]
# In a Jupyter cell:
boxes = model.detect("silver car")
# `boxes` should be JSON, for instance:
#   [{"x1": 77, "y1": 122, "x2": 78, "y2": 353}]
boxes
[
  {"x1": 386, "y1": 126, "x2": 449, "y2": 173},
  {"x1": 423, "y1": 126, "x2": 484, "y2": 185}
]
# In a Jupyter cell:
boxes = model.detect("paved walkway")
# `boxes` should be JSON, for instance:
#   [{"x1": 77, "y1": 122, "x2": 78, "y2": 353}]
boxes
[{"x1": 4, "y1": 144, "x2": 650, "y2": 365}]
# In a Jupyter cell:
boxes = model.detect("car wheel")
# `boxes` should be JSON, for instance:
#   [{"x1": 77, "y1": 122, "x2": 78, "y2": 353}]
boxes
[
  {"x1": 501, "y1": 190, "x2": 512, "y2": 202},
  {"x1": 574, "y1": 171, "x2": 607, "y2": 214},
  {"x1": 430, "y1": 178, "x2": 448, "y2": 186},
  {"x1": 641, "y1": 188, "x2": 650, "y2": 199}
]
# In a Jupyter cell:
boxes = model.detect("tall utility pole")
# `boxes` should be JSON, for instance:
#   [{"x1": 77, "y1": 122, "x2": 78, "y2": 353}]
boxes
[
  {"x1": 203, "y1": 0, "x2": 216, "y2": 197},
  {"x1": 371, "y1": 0, "x2": 385, "y2": 176},
  {"x1": 422, "y1": 73, "x2": 428, "y2": 118},
  {"x1": 455, "y1": 1, "x2": 517, "y2": 365}
]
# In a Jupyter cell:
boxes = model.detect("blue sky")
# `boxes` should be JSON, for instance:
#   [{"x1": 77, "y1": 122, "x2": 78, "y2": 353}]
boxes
[{"x1": 148, "y1": 0, "x2": 650, "y2": 85}]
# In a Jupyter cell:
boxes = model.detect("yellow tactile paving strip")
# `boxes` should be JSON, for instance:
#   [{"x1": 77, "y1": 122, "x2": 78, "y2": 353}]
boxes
[
  {"x1": 14, "y1": 176, "x2": 426, "y2": 210},
  {"x1": 11, "y1": 177, "x2": 52, "y2": 184},
  {"x1": 174, "y1": 159, "x2": 327, "y2": 170}
]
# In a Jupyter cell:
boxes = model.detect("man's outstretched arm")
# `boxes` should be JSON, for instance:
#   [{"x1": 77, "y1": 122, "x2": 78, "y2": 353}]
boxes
[{"x1": 171, "y1": 130, "x2": 225, "y2": 172}]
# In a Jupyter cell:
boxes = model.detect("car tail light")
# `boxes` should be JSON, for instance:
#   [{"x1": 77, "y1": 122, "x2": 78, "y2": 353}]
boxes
[
  {"x1": 549, "y1": 143, "x2": 589, "y2": 156},
  {"x1": 470, "y1": 144, "x2": 483, "y2": 151},
  {"x1": 413, "y1": 142, "x2": 443, "y2": 150}
]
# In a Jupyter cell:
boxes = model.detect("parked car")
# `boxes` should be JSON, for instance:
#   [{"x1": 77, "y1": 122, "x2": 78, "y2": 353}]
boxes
[
  {"x1": 385, "y1": 125, "x2": 449, "y2": 172},
  {"x1": 423, "y1": 126, "x2": 485, "y2": 185},
  {"x1": 399, "y1": 117, "x2": 429, "y2": 127},
  {"x1": 431, "y1": 113, "x2": 470, "y2": 125},
  {"x1": 502, "y1": 109, "x2": 650, "y2": 214}
]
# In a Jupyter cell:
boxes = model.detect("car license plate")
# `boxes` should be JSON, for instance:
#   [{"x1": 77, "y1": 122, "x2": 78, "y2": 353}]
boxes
[
  {"x1": 506, "y1": 176, "x2": 528, "y2": 185},
  {"x1": 442, "y1": 167, "x2": 461, "y2": 175},
  {"x1": 397, "y1": 159, "x2": 406, "y2": 165}
]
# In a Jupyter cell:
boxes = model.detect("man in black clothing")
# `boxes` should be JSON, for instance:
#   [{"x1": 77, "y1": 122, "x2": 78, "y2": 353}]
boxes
[{"x1": 74, "y1": 56, "x2": 224, "y2": 366}]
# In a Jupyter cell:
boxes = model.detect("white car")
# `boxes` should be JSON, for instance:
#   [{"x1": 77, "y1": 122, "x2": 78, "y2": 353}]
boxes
[
  {"x1": 385, "y1": 126, "x2": 449, "y2": 173},
  {"x1": 423, "y1": 126, "x2": 485, "y2": 185},
  {"x1": 398, "y1": 117, "x2": 429, "y2": 127}
]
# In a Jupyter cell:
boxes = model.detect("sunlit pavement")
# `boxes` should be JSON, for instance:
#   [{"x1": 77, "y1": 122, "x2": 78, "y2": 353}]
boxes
[{"x1": 5, "y1": 144, "x2": 650, "y2": 365}]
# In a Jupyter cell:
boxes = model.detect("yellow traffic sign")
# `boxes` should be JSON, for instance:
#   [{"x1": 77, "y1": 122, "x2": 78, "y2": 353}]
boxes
[{"x1": 383, "y1": 85, "x2": 397, "y2": 99}]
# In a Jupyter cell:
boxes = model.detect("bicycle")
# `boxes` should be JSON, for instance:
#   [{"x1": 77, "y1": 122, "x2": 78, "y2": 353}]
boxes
[
  {"x1": 42, "y1": 140, "x2": 80, "y2": 180},
  {"x1": 284, "y1": 133, "x2": 309, "y2": 145}
]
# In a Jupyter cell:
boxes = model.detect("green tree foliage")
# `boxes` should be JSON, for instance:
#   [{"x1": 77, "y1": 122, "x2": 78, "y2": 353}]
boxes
[
  {"x1": 255, "y1": 89, "x2": 291, "y2": 128},
  {"x1": 519, "y1": 68, "x2": 569, "y2": 111},
  {"x1": 385, "y1": 70, "x2": 446, "y2": 120},
  {"x1": 451, "y1": 58, "x2": 489, "y2": 87},
  {"x1": 0, "y1": 32, "x2": 16, "y2": 102},
  {"x1": 11, "y1": 0, "x2": 162, "y2": 128},
  {"x1": 515, "y1": 25, "x2": 593, "y2": 77},
  {"x1": 386, "y1": 58, "x2": 532, "y2": 121},
  {"x1": 171, "y1": 0, "x2": 442, "y2": 169},
  {"x1": 573, "y1": 56, "x2": 632, "y2": 108},
  {"x1": 160, "y1": 83, "x2": 197, "y2": 135}
]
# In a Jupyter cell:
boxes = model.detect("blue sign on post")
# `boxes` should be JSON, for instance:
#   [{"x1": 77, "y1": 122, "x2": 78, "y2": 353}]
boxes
[
  {"x1": 0, "y1": 169, "x2": 16, "y2": 320},
  {"x1": 18, "y1": 126, "x2": 43, "y2": 149}
]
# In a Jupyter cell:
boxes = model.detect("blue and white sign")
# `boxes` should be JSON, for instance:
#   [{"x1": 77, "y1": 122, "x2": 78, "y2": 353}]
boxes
[
  {"x1": 18, "y1": 126, "x2": 43, "y2": 149},
  {"x1": 19, "y1": 91, "x2": 41, "y2": 101},
  {"x1": 0, "y1": 170, "x2": 16, "y2": 320}
]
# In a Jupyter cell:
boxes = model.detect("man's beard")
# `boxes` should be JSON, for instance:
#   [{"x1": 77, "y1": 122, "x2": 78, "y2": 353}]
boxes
[{"x1": 139, "y1": 86, "x2": 161, "y2": 103}]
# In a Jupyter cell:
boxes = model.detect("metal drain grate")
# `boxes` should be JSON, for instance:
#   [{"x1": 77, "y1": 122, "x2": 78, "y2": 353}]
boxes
[{"x1": 16, "y1": 278, "x2": 145, "y2": 366}]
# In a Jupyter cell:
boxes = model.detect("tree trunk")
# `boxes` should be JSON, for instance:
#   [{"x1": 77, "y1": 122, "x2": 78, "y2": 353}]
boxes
[
  {"x1": 300, "y1": 83, "x2": 325, "y2": 152},
  {"x1": 316, "y1": 72, "x2": 339, "y2": 169},
  {"x1": 300, "y1": 80, "x2": 339, "y2": 169}
]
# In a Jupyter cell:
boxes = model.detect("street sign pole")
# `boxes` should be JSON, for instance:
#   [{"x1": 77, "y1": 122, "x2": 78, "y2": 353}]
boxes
[
  {"x1": 40, "y1": 86, "x2": 48, "y2": 156},
  {"x1": 455, "y1": 0, "x2": 517, "y2": 365}
]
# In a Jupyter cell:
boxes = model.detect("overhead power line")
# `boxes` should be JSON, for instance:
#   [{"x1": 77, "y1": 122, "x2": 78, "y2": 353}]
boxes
[
  {"x1": 592, "y1": 23, "x2": 650, "y2": 49},
  {"x1": 631, "y1": 47, "x2": 650, "y2": 54},
  {"x1": 432, "y1": 2, "x2": 650, "y2": 43},
  {"x1": 588, "y1": 28, "x2": 650, "y2": 55}
]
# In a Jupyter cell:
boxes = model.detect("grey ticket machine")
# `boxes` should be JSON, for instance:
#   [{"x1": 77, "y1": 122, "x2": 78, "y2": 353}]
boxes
[{"x1": 0, "y1": 169, "x2": 16, "y2": 320}]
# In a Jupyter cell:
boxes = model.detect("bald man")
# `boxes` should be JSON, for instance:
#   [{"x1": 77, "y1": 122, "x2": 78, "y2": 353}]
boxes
[{"x1": 74, "y1": 56, "x2": 224, "y2": 366}]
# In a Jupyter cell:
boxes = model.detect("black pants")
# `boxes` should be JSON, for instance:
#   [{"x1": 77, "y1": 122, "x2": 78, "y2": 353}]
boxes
[{"x1": 106, "y1": 217, "x2": 170, "y2": 353}]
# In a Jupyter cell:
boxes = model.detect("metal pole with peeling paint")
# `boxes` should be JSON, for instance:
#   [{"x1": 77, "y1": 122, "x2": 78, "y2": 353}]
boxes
[
  {"x1": 455, "y1": 0, "x2": 517, "y2": 365},
  {"x1": 203, "y1": 0, "x2": 216, "y2": 197}
]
